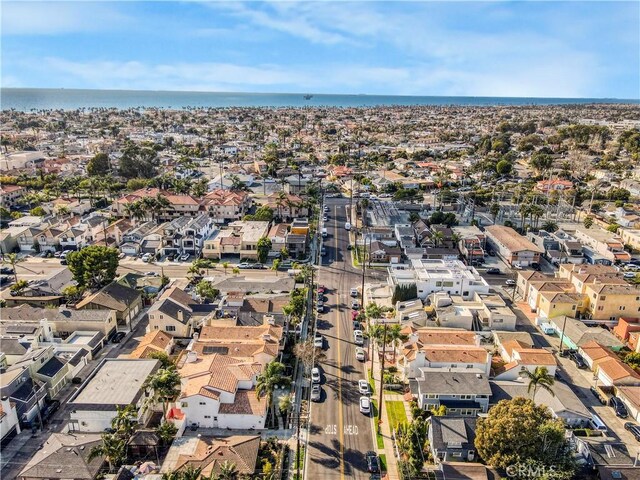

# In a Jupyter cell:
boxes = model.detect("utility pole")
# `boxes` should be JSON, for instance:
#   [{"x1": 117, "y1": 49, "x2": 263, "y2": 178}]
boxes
[
  {"x1": 377, "y1": 323, "x2": 388, "y2": 435},
  {"x1": 558, "y1": 315, "x2": 568, "y2": 356}
]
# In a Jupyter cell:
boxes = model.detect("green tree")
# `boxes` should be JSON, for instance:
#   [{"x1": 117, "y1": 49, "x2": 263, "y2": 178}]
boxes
[
  {"x1": 146, "y1": 368, "x2": 182, "y2": 415},
  {"x1": 195, "y1": 280, "x2": 219, "y2": 302},
  {"x1": 521, "y1": 366, "x2": 555, "y2": 398},
  {"x1": 278, "y1": 393, "x2": 293, "y2": 425},
  {"x1": 624, "y1": 352, "x2": 640, "y2": 370},
  {"x1": 243, "y1": 205, "x2": 274, "y2": 222},
  {"x1": 126, "y1": 178, "x2": 149, "y2": 190},
  {"x1": 583, "y1": 216, "x2": 594, "y2": 229},
  {"x1": 156, "y1": 421, "x2": 178, "y2": 446},
  {"x1": 489, "y1": 203, "x2": 500, "y2": 222},
  {"x1": 496, "y1": 160, "x2": 512, "y2": 175},
  {"x1": 256, "y1": 361, "x2": 291, "y2": 428},
  {"x1": 541, "y1": 221, "x2": 559, "y2": 233},
  {"x1": 62, "y1": 285, "x2": 84, "y2": 303},
  {"x1": 88, "y1": 433, "x2": 126, "y2": 473},
  {"x1": 111, "y1": 404, "x2": 138, "y2": 438},
  {"x1": 10, "y1": 279, "x2": 29, "y2": 295},
  {"x1": 148, "y1": 351, "x2": 175, "y2": 370},
  {"x1": 256, "y1": 237, "x2": 272, "y2": 263},
  {"x1": 3, "y1": 253, "x2": 21, "y2": 282},
  {"x1": 529, "y1": 152, "x2": 553, "y2": 174},
  {"x1": 222, "y1": 261, "x2": 229, "y2": 275},
  {"x1": 475, "y1": 398, "x2": 575, "y2": 475},
  {"x1": 365, "y1": 302, "x2": 383, "y2": 319},
  {"x1": 386, "y1": 324, "x2": 409, "y2": 362},
  {"x1": 29, "y1": 206, "x2": 46, "y2": 216},
  {"x1": 118, "y1": 143, "x2": 159, "y2": 179},
  {"x1": 66, "y1": 245, "x2": 119, "y2": 289},
  {"x1": 272, "y1": 259, "x2": 281, "y2": 275},
  {"x1": 87, "y1": 152, "x2": 110, "y2": 176},
  {"x1": 214, "y1": 461, "x2": 239, "y2": 480}
]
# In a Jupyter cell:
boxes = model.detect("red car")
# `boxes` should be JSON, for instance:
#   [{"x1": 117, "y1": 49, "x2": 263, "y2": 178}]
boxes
[
  {"x1": 317, "y1": 285, "x2": 326, "y2": 294},
  {"x1": 351, "y1": 310, "x2": 360, "y2": 319}
]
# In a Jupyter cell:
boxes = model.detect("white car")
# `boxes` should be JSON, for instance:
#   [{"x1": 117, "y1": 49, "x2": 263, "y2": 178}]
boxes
[
  {"x1": 505, "y1": 279, "x2": 516, "y2": 286},
  {"x1": 311, "y1": 367, "x2": 321, "y2": 384},
  {"x1": 354, "y1": 330, "x2": 364, "y2": 346},
  {"x1": 351, "y1": 300, "x2": 360, "y2": 310},
  {"x1": 350, "y1": 287, "x2": 359, "y2": 298},
  {"x1": 324, "y1": 205, "x2": 329, "y2": 212},
  {"x1": 358, "y1": 379, "x2": 370, "y2": 395},
  {"x1": 513, "y1": 263, "x2": 523, "y2": 270},
  {"x1": 316, "y1": 303, "x2": 324, "y2": 313},
  {"x1": 359, "y1": 396, "x2": 371, "y2": 415},
  {"x1": 345, "y1": 222, "x2": 351, "y2": 231},
  {"x1": 311, "y1": 385, "x2": 321, "y2": 402},
  {"x1": 623, "y1": 272, "x2": 637, "y2": 279},
  {"x1": 355, "y1": 347, "x2": 366, "y2": 361},
  {"x1": 314, "y1": 335, "x2": 324, "y2": 348},
  {"x1": 323, "y1": 215, "x2": 328, "y2": 222}
]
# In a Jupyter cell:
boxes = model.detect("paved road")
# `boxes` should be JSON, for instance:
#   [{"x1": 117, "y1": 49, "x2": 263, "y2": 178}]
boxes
[{"x1": 306, "y1": 198, "x2": 374, "y2": 480}]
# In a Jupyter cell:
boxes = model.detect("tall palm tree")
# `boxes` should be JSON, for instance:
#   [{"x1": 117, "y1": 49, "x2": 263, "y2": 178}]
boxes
[
  {"x1": 367, "y1": 323, "x2": 384, "y2": 372},
  {"x1": 386, "y1": 324, "x2": 409, "y2": 363},
  {"x1": 256, "y1": 361, "x2": 291, "y2": 428},
  {"x1": 88, "y1": 433, "x2": 126, "y2": 473},
  {"x1": 222, "y1": 261, "x2": 229, "y2": 275},
  {"x1": 214, "y1": 461, "x2": 238, "y2": 480},
  {"x1": 146, "y1": 368, "x2": 182, "y2": 415},
  {"x1": 111, "y1": 404, "x2": 138, "y2": 438},
  {"x1": 521, "y1": 366, "x2": 555, "y2": 398},
  {"x1": 431, "y1": 231, "x2": 445, "y2": 248},
  {"x1": 3, "y1": 253, "x2": 21, "y2": 282}
]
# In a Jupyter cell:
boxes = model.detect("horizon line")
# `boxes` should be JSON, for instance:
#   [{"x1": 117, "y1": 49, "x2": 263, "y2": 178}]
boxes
[{"x1": 2, "y1": 86, "x2": 638, "y2": 102}]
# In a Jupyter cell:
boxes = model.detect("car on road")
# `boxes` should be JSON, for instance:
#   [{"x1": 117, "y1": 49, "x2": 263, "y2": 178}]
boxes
[
  {"x1": 351, "y1": 300, "x2": 360, "y2": 310},
  {"x1": 179, "y1": 253, "x2": 190, "y2": 261},
  {"x1": 505, "y1": 279, "x2": 516, "y2": 286},
  {"x1": 569, "y1": 351, "x2": 587, "y2": 369},
  {"x1": 142, "y1": 253, "x2": 152, "y2": 262},
  {"x1": 0, "y1": 267, "x2": 14, "y2": 275},
  {"x1": 366, "y1": 451, "x2": 380, "y2": 473},
  {"x1": 317, "y1": 285, "x2": 326, "y2": 294},
  {"x1": 322, "y1": 215, "x2": 328, "y2": 222},
  {"x1": 316, "y1": 302, "x2": 324, "y2": 313},
  {"x1": 359, "y1": 379, "x2": 370, "y2": 395},
  {"x1": 0, "y1": 276, "x2": 11, "y2": 286},
  {"x1": 589, "y1": 386, "x2": 607, "y2": 405},
  {"x1": 350, "y1": 287, "x2": 359, "y2": 297},
  {"x1": 238, "y1": 262, "x2": 251, "y2": 269},
  {"x1": 610, "y1": 396, "x2": 629, "y2": 418},
  {"x1": 624, "y1": 422, "x2": 640, "y2": 441},
  {"x1": 353, "y1": 321, "x2": 362, "y2": 330},
  {"x1": 354, "y1": 330, "x2": 364, "y2": 345},
  {"x1": 513, "y1": 263, "x2": 523, "y2": 270},
  {"x1": 145, "y1": 271, "x2": 158, "y2": 276},
  {"x1": 311, "y1": 385, "x2": 322, "y2": 402},
  {"x1": 345, "y1": 222, "x2": 351, "y2": 231},
  {"x1": 324, "y1": 205, "x2": 329, "y2": 212},
  {"x1": 359, "y1": 396, "x2": 371, "y2": 415},
  {"x1": 314, "y1": 335, "x2": 324, "y2": 348},
  {"x1": 311, "y1": 367, "x2": 321, "y2": 384},
  {"x1": 355, "y1": 347, "x2": 366, "y2": 361},
  {"x1": 111, "y1": 331, "x2": 126, "y2": 343},
  {"x1": 623, "y1": 272, "x2": 637, "y2": 279},
  {"x1": 486, "y1": 268, "x2": 501, "y2": 274}
]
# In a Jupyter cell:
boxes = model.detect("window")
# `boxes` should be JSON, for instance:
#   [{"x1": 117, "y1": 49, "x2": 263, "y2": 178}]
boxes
[
  {"x1": 214, "y1": 416, "x2": 218, "y2": 421},
  {"x1": 160, "y1": 315, "x2": 164, "y2": 319},
  {"x1": 154, "y1": 326, "x2": 159, "y2": 330},
  {"x1": 199, "y1": 402, "x2": 206, "y2": 405},
  {"x1": 572, "y1": 305, "x2": 576, "y2": 310},
  {"x1": 181, "y1": 402, "x2": 188, "y2": 407},
  {"x1": 426, "y1": 394, "x2": 437, "y2": 399},
  {"x1": 620, "y1": 306, "x2": 625, "y2": 311},
  {"x1": 597, "y1": 306, "x2": 604, "y2": 311},
  {"x1": 166, "y1": 326, "x2": 176, "y2": 332},
  {"x1": 600, "y1": 296, "x2": 606, "y2": 301},
  {"x1": 204, "y1": 415, "x2": 211, "y2": 419}
]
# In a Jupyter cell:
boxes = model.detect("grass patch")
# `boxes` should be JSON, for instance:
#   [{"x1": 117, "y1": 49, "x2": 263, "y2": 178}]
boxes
[
  {"x1": 293, "y1": 445, "x2": 305, "y2": 470},
  {"x1": 368, "y1": 368, "x2": 376, "y2": 394},
  {"x1": 371, "y1": 399, "x2": 384, "y2": 449},
  {"x1": 379, "y1": 453, "x2": 387, "y2": 472},
  {"x1": 386, "y1": 400, "x2": 408, "y2": 431}
]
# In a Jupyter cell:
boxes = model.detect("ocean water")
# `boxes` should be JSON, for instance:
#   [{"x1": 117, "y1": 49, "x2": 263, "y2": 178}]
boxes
[{"x1": 1, "y1": 88, "x2": 638, "y2": 111}]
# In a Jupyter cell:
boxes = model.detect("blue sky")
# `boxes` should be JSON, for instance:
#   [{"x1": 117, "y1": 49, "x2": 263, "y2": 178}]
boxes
[{"x1": 2, "y1": 1, "x2": 638, "y2": 98}]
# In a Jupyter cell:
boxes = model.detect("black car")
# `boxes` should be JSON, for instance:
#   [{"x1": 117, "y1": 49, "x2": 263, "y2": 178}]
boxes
[
  {"x1": 366, "y1": 451, "x2": 380, "y2": 473},
  {"x1": 589, "y1": 386, "x2": 607, "y2": 405},
  {"x1": 111, "y1": 331, "x2": 126, "y2": 344},
  {"x1": 530, "y1": 262, "x2": 541, "y2": 271},
  {"x1": 0, "y1": 267, "x2": 14, "y2": 275},
  {"x1": 42, "y1": 400, "x2": 60, "y2": 421},
  {"x1": 569, "y1": 351, "x2": 587, "y2": 369},
  {"x1": 610, "y1": 396, "x2": 629, "y2": 418},
  {"x1": 624, "y1": 422, "x2": 640, "y2": 441},
  {"x1": 486, "y1": 268, "x2": 501, "y2": 274}
]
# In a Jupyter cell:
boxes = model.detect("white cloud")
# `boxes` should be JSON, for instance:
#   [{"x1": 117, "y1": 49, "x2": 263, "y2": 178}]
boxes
[{"x1": 1, "y1": 1, "x2": 130, "y2": 35}]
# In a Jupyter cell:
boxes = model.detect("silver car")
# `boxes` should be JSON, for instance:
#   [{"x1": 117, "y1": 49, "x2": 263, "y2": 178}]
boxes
[{"x1": 311, "y1": 385, "x2": 321, "y2": 402}]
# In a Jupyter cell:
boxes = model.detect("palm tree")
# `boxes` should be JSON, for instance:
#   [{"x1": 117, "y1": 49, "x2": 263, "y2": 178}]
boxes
[
  {"x1": 278, "y1": 393, "x2": 293, "y2": 426},
  {"x1": 431, "y1": 231, "x2": 445, "y2": 248},
  {"x1": 450, "y1": 232, "x2": 461, "y2": 250},
  {"x1": 386, "y1": 324, "x2": 409, "y2": 363},
  {"x1": 3, "y1": 253, "x2": 21, "y2": 282},
  {"x1": 272, "y1": 259, "x2": 280, "y2": 275},
  {"x1": 367, "y1": 323, "x2": 384, "y2": 372},
  {"x1": 221, "y1": 261, "x2": 229, "y2": 275},
  {"x1": 214, "y1": 461, "x2": 238, "y2": 480},
  {"x1": 88, "y1": 433, "x2": 126, "y2": 473},
  {"x1": 156, "y1": 421, "x2": 178, "y2": 446},
  {"x1": 146, "y1": 368, "x2": 182, "y2": 415},
  {"x1": 256, "y1": 361, "x2": 291, "y2": 428},
  {"x1": 10, "y1": 279, "x2": 29, "y2": 296},
  {"x1": 521, "y1": 366, "x2": 555, "y2": 398},
  {"x1": 111, "y1": 404, "x2": 138, "y2": 438},
  {"x1": 232, "y1": 267, "x2": 240, "y2": 276}
]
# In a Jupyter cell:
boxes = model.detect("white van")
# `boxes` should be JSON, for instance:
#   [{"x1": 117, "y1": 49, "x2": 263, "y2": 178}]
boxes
[
  {"x1": 345, "y1": 222, "x2": 351, "y2": 231},
  {"x1": 590, "y1": 414, "x2": 608, "y2": 432},
  {"x1": 321, "y1": 228, "x2": 328, "y2": 238}
]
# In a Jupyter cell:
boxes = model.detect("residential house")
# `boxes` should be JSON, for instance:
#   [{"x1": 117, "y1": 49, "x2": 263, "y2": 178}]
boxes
[
  {"x1": 161, "y1": 213, "x2": 214, "y2": 257},
  {"x1": 75, "y1": 281, "x2": 142, "y2": 329},
  {"x1": 578, "y1": 341, "x2": 640, "y2": 387},
  {"x1": 0, "y1": 185, "x2": 24, "y2": 207},
  {"x1": 617, "y1": 386, "x2": 640, "y2": 423},
  {"x1": 1, "y1": 267, "x2": 74, "y2": 307},
  {"x1": 0, "y1": 367, "x2": 47, "y2": 426},
  {"x1": 548, "y1": 316, "x2": 624, "y2": 351},
  {"x1": 68, "y1": 359, "x2": 160, "y2": 432},
  {"x1": 428, "y1": 416, "x2": 478, "y2": 463},
  {"x1": 583, "y1": 284, "x2": 640, "y2": 322},
  {"x1": 410, "y1": 369, "x2": 492, "y2": 415},
  {"x1": 494, "y1": 343, "x2": 556, "y2": 381},
  {"x1": 114, "y1": 188, "x2": 201, "y2": 221},
  {"x1": 176, "y1": 353, "x2": 266, "y2": 429},
  {"x1": 484, "y1": 225, "x2": 543, "y2": 267},
  {"x1": 267, "y1": 223, "x2": 289, "y2": 256},
  {"x1": 613, "y1": 317, "x2": 640, "y2": 350},
  {"x1": 571, "y1": 226, "x2": 631, "y2": 263},
  {"x1": 148, "y1": 285, "x2": 198, "y2": 338},
  {"x1": 264, "y1": 192, "x2": 308, "y2": 220},
  {"x1": 202, "y1": 221, "x2": 270, "y2": 260},
  {"x1": 161, "y1": 435, "x2": 260, "y2": 478},
  {"x1": 283, "y1": 175, "x2": 313, "y2": 195},
  {"x1": 489, "y1": 380, "x2": 591, "y2": 427},
  {"x1": 202, "y1": 189, "x2": 252, "y2": 224},
  {"x1": 1, "y1": 396, "x2": 21, "y2": 446},
  {"x1": 366, "y1": 240, "x2": 402, "y2": 264},
  {"x1": 619, "y1": 229, "x2": 640, "y2": 252},
  {"x1": 120, "y1": 221, "x2": 164, "y2": 256},
  {"x1": 17, "y1": 433, "x2": 103, "y2": 480},
  {"x1": 402, "y1": 345, "x2": 491, "y2": 380},
  {"x1": 129, "y1": 330, "x2": 174, "y2": 359}
]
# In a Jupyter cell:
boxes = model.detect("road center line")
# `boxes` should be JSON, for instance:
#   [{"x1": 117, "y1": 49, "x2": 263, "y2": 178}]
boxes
[{"x1": 333, "y1": 204, "x2": 346, "y2": 480}]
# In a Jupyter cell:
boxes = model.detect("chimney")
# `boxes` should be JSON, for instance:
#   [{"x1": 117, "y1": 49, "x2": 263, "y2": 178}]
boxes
[{"x1": 177, "y1": 310, "x2": 184, "y2": 323}]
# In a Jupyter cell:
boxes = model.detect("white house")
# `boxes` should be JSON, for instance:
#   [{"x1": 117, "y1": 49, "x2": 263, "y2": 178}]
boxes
[{"x1": 0, "y1": 396, "x2": 21, "y2": 445}]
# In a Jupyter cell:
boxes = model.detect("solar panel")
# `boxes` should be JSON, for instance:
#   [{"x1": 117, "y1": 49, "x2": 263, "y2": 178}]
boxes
[{"x1": 202, "y1": 346, "x2": 229, "y2": 355}]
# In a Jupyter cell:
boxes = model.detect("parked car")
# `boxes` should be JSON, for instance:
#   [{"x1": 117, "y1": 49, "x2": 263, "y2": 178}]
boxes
[
  {"x1": 311, "y1": 385, "x2": 322, "y2": 402},
  {"x1": 324, "y1": 205, "x2": 329, "y2": 212},
  {"x1": 355, "y1": 347, "x2": 366, "y2": 361},
  {"x1": 179, "y1": 253, "x2": 190, "y2": 261},
  {"x1": 316, "y1": 303, "x2": 324, "y2": 313},
  {"x1": 486, "y1": 268, "x2": 501, "y2": 274},
  {"x1": 350, "y1": 287, "x2": 359, "y2": 297},
  {"x1": 359, "y1": 379, "x2": 370, "y2": 395},
  {"x1": 60, "y1": 259, "x2": 68, "y2": 265},
  {"x1": 589, "y1": 386, "x2": 607, "y2": 405},
  {"x1": 311, "y1": 367, "x2": 321, "y2": 384},
  {"x1": 610, "y1": 396, "x2": 629, "y2": 418},
  {"x1": 353, "y1": 321, "x2": 362, "y2": 330},
  {"x1": 623, "y1": 272, "x2": 637, "y2": 279},
  {"x1": 118, "y1": 252, "x2": 126, "y2": 259},
  {"x1": 252, "y1": 263, "x2": 264, "y2": 269},
  {"x1": 321, "y1": 247, "x2": 327, "y2": 256},
  {"x1": 569, "y1": 351, "x2": 587, "y2": 369},
  {"x1": 0, "y1": 267, "x2": 14, "y2": 275},
  {"x1": 314, "y1": 335, "x2": 324, "y2": 348},
  {"x1": 354, "y1": 330, "x2": 364, "y2": 346},
  {"x1": 238, "y1": 262, "x2": 251, "y2": 269},
  {"x1": 505, "y1": 279, "x2": 516, "y2": 286},
  {"x1": 351, "y1": 300, "x2": 360, "y2": 310},
  {"x1": 317, "y1": 285, "x2": 326, "y2": 294},
  {"x1": 530, "y1": 262, "x2": 541, "y2": 271},
  {"x1": 624, "y1": 422, "x2": 640, "y2": 441},
  {"x1": 111, "y1": 331, "x2": 126, "y2": 344},
  {"x1": 322, "y1": 215, "x2": 328, "y2": 222},
  {"x1": 513, "y1": 263, "x2": 523, "y2": 270},
  {"x1": 145, "y1": 271, "x2": 158, "y2": 276},
  {"x1": 366, "y1": 451, "x2": 380, "y2": 473},
  {"x1": 359, "y1": 396, "x2": 371, "y2": 415}
]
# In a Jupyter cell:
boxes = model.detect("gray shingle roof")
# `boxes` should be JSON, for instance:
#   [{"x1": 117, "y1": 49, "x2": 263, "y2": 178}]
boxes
[
  {"x1": 416, "y1": 370, "x2": 492, "y2": 396},
  {"x1": 430, "y1": 416, "x2": 477, "y2": 451}
]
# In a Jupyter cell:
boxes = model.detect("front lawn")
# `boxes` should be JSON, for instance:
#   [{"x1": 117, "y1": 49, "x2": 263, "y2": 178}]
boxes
[{"x1": 386, "y1": 400, "x2": 408, "y2": 431}]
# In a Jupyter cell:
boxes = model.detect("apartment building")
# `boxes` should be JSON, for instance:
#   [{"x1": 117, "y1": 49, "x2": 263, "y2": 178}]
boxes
[
  {"x1": 484, "y1": 225, "x2": 543, "y2": 267},
  {"x1": 202, "y1": 221, "x2": 270, "y2": 260}
]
